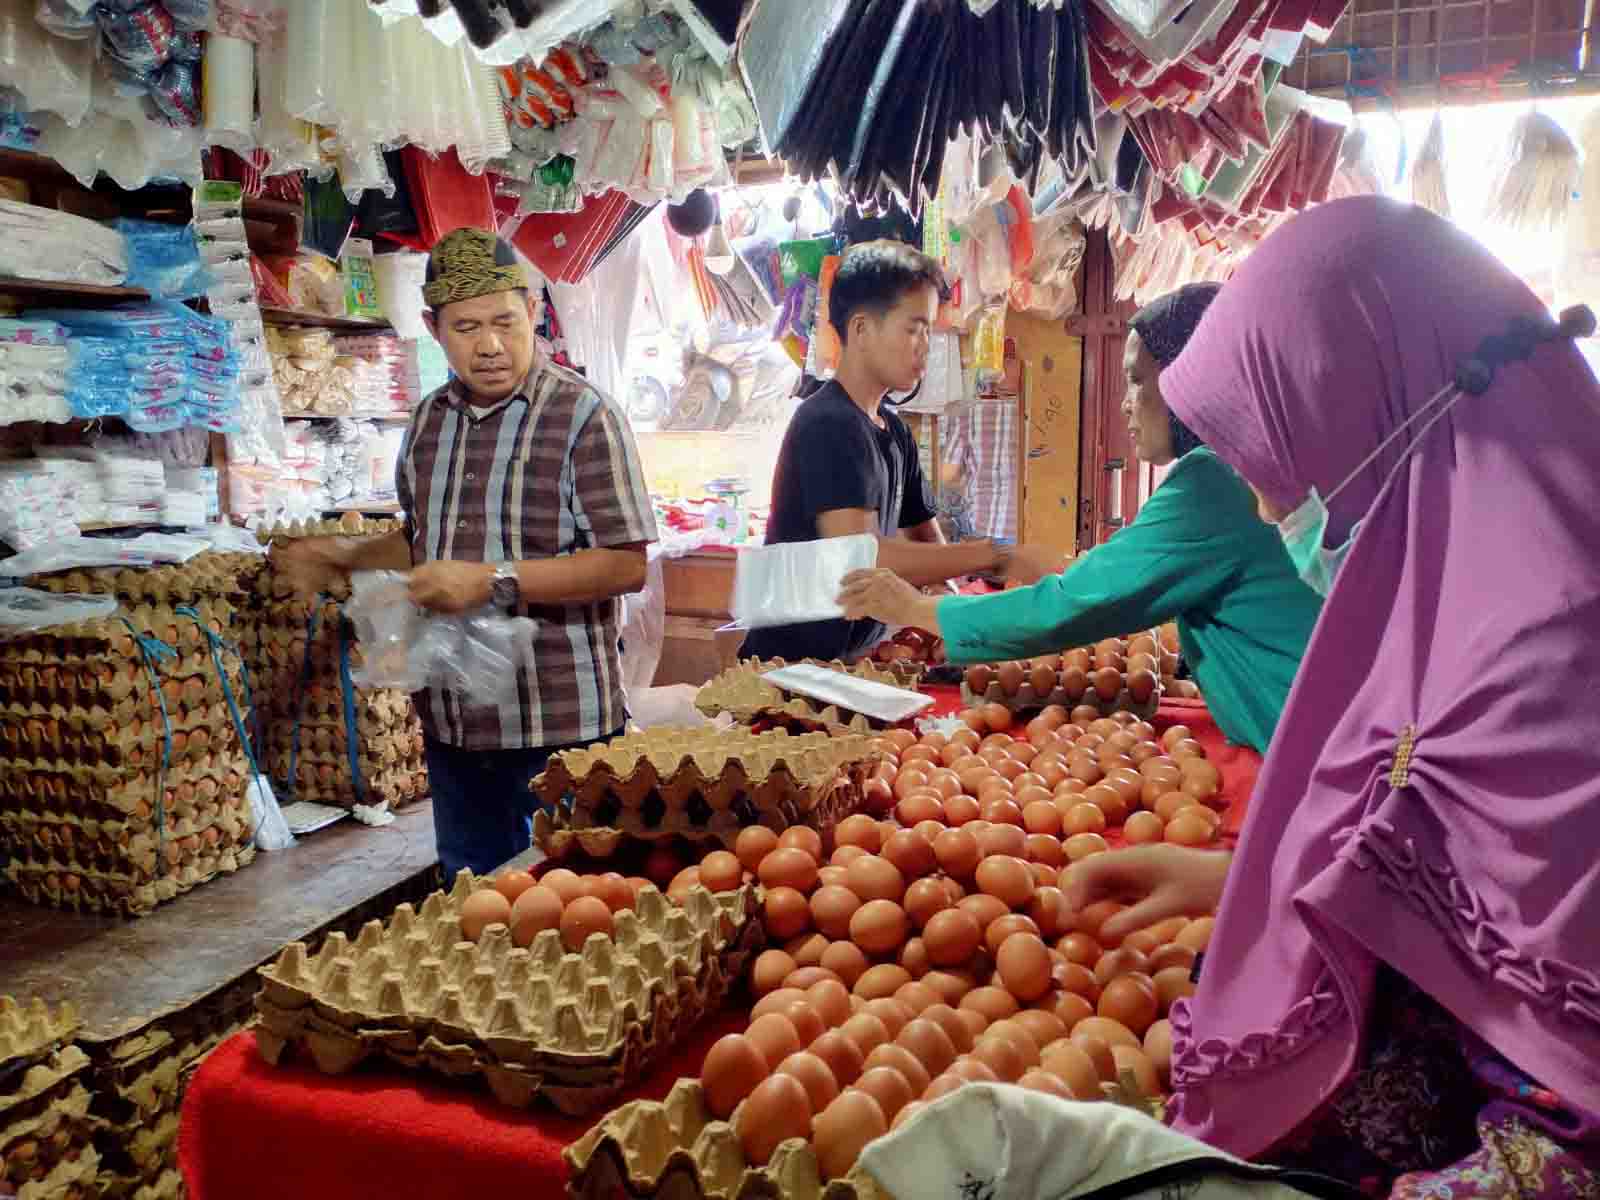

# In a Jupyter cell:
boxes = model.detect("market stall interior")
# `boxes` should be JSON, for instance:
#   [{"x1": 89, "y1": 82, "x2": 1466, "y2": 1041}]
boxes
[{"x1": 0, "y1": 0, "x2": 1596, "y2": 1196}]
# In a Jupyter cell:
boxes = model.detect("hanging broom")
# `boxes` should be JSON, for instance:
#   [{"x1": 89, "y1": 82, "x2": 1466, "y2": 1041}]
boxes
[
  {"x1": 1483, "y1": 109, "x2": 1580, "y2": 234},
  {"x1": 1411, "y1": 112, "x2": 1450, "y2": 219}
]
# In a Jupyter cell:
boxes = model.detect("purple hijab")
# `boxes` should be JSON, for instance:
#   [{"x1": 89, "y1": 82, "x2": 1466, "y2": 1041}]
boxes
[{"x1": 1159, "y1": 197, "x2": 1600, "y2": 1157}]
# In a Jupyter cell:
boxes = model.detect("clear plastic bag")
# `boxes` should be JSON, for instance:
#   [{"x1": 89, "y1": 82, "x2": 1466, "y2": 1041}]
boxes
[
  {"x1": 345, "y1": 570, "x2": 536, "y2": 707},
  {"x1": 619, "y1": 547, "x2": 664, "y2": 698},
  {"x1": 113, "y1": 218, "x2": 214, "y2": 299},
  {"x1": 0, "y1": 587, "x2": 117, "y2": 635},
  {"x1": 248, "y1": 774, "x2": 297, "y2": 851},
  {"x1": 730, "y1": 533, "x2": 878, "y2": 628}
]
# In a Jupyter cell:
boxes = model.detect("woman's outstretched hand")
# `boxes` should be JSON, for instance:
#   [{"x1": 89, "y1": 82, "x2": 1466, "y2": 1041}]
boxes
[
  {"x1": 838, "y1": 568, "x2": 942, "y2": 631},
  {"x1": 1059, "y1": 844, "x2": 1232, "y2": 945}
]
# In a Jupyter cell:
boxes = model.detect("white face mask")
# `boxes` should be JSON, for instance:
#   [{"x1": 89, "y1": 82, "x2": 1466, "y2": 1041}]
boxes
[{"x1": 1275, "y1": 379, "x2": 1461, "y2": 597}]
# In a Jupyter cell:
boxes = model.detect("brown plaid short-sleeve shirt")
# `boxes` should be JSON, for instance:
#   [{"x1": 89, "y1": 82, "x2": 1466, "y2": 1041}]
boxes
[{"x1": 396, "y1": 360, "x2": 658, "y2": 751}]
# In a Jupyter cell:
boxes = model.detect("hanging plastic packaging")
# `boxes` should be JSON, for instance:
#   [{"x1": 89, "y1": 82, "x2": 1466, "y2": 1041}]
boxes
[
  {"x1": 0, "y1": 0, "x2": 95, "y2": 124},
  {"x1": 730, "y1": 533, "x2": 879, "y2": 628},
  {"x1": 114, "y1": 218, "x2": 214, "y2": 299}
]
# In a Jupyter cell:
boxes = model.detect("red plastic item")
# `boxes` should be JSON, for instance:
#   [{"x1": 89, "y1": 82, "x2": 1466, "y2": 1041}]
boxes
[
  {"x1": 506, "y1": 190, "x2": 634, "y2": 284},
  {"x1": 400, "y1": 146, "x2": 496, "y2": 250}
]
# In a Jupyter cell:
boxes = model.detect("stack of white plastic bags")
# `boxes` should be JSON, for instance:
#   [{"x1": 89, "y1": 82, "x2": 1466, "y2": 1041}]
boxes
[
  {"x1": 0, "y1": 460, "x2": 76, "y2": 549},
  {"x1": 28, "y1": 302, "x2": 241, "y2": 433},
  {"x1": 334, "y1": 332, "x2": 414, "y2": 415},
  {"x1": 0, "y1": 198, "x2": 127, "y2": 285},
  {"x1": 0, "y1": 319, "x2": 73, "y2": 424},
  {"x1": 32, "y1": 447, "x2": 166, "y2": 526}
]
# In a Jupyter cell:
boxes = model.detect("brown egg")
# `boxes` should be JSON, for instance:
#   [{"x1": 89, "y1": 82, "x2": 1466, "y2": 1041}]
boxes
[
  {"x1": 784, "y1": 1000, "x2": 828, "y2": 1047},
  {"x1": 1166, "y1": 811, "x2": 1216, "y2": 847},
  {"x1": 831, "y1": 845, "x2": 869, "y2": 869},
  {"x1": 1024, "y1": 888, "x2": 1068, "y2": 940},
  {"x1": 821, "y1": 941, "x2": 871, "y2": 988},
  {"x1": 966, "y1": 664, "x2": 996, "y2": 695},
  {"x1": 736, "y1": 1073, "x2": 812, "y2": 1164},
  {"x1": 810, "y1": 1030, "x2": 866, "y2": 1088},
  {"x1": 996, "y1": 933, "x2": 1053, "y2": 1003},
  {"x1": 1153, "y1": 966, "x2": 1197, "y2": 1014},
  {"x1": 778, "y1": 826, "x2": 825, "y2": 860},
  {"x1": 786, "y1": 931, "x2": 830, "y2": 966},
  {"x1": 960, "y1": 986, "x2": 1021, "y2": 1025},
  {"x1": 494, "y1": 871, "x2": 538, "y2": 905},
  {"x1": 735, "y1": 826, "x2": 781, "y2": 873},
  {"x1": 971, "y1": 1033, "x2": 1026, "y2": 1082},
  {"x1": 540, "y1": 868, "x2": 585, "y2": 905},
  {"x1": 976, "y1": 824, "x2": 1028, "y2": 862},
  {"x1": 559, "y1": 896, "x2": 613, "y2": 951},
  {"x1": 759, "y1": 848, "x2": 819, "y2": 893},
  {"x1": 882, "y1": 829, "x2": 939, "y2": 880},
  {"x1": 981, "y1": 702, "x2": 1014, "y2": 732},
  {"x1": 1175, "y1": 916, "x2": 1216, "y2": 952},
  {"x1": 1098, "y1": 975, "x2": 1159, "y2": 1036},
  {"x1": 764, "y1": 887, "x2": 813, "y2": 940},
  {"x1": 1111, "y1": 1045, "x2": 1161, "y2": 1097},
  {"x1": 1072, "y1": 1033, "x2": 1118, "y2": 1081},
  {"x1": 507, "y1": 885, "x2": 563, "y2": 947},
  {"x1": 1144, "y1": 1019, "x2": 1174, "y2": 1089},
  {"x1": 1094, "y1": 946, "x2": 1152, "y2": 986},
  {"x1": 900, "y1": 878, "x2": 949, "y2": 931},
  {"x1": 460, "y1": 889, "x2": 513, "y2": 942},
  {"x1": 752, "y1": 950, "x2": 799, "y2": 996},
  {"x1": 864, "y1": 997, "x2": 916, "y2": 1039},
  {"x1": 778, "y1": 1049, "x2": 840, "y2": 1113},
  {"x1": 997, "y1": 662, "x2": 1025, "y2": 696},
  {"x1": 815, "y1": 866, "x2": 848, "y2": 891},
  {"x1": 956, "y1": 894, "x2": 1010, "y2": 934},
  {"x1": 921, "y1": 1071, "x2": 968, "y2": 1104},
  {"x1": 921, "y1": 968, "x2": 979, "y2": 1007},
  {"x1": 921, "y1": 1004, "x2": 975, "y2": 1054},
  {"x1": 974, "y1": 856, "x2": 1035, "y2": 909},
  {"x1": 753, "y1": 987, "x2": 808, "y2": 1022},
  {"x1": 1148, "y1": 942, "x2": 1197, "y2": 974},
  {"x1": 1122, "y1": 929, "x2": 1162, "y2": 956},
  {"x1": 855, "y1": 1066, "x2": 917, "y2": 1122},
  {"x1": 852, "y1": 961, "x2": 912, "y2": 1001},
  {"x1": 849, "y1": 900, "x2": 909, "y2": 956},
  {"x1": 805, "y1": 978, "x2": 853, "y2": 1028},
  {"x1": 957, "y1": 1007, "x2": 991, "y2": 1043},
  {"x1": 810, "y1": 885, "x2": 862, "y2": 940},
  {"x1": 1061, "y1": 801, "x2": 1106, "y2": 837},
  {"x1": 1039, "y1": 1039, "x2": 1103, "y2": 1099},
  {"x1": 669, "y1": 868, "x2": 704, "y2": 903},
  {"x1": 702, "y1": 1033, "x2": 770, "y2": 1117},
  {"x1": 591, "y1": 873, "x2": 638, "y2": 913},
  {"x1": 695, "y1": 850, "x2": 740, "y2": 893},
  {"x1": 1168, "y1": 738, "x2": 1206, "y2": 761},
  {"x1": 1036, "y1": 988, "x2": 1095, "y2": 1031},
  {"x1": 862, "y1": 778, "x2": 894, "y2": 816},
  {"x1": 896, "y1": 791, "x2": 946, "y2": 827},
  {"x1": 839, "y1": 1012, "x2": 891, "y2": 1056},
  {"x1": 1057, "y1": 932, "x2": 1102, "y2": 967},
  {"x1": 895, "y1": 979, "x2": 940, "y2": 1014},
  {"x1": 1160, "y1": 725, "x2": 1192, "y2": 752},
  {"x1": 984, "y1": 913, "x2": 1042, "y2": 957},
  {"x1": 864, "y1": 1042, "x2": 932, "y2": 1096},
  {"x1": 746, "y1": 1012, "x2": 803, "y2": 1069},
  {"x1": 898, "y1": 939, "x2": 931, "y2": 979},
  {"x1": 1073, "y1": 1015, "x2": 1140, "y2": 1052},
  {"x1": 1012, "y1": 1009, "x2": 1067, "y2": 1050},
  {"x1": 944, "y1": 794, "x2": 981, "y2": 826},
  {"x1": 933, "y1": 829, "x2": 982, "y2": 880},
  {"x1": 812, "y1": 1090, "x2": 888, "y2": 1180},
  {"x1": 947, "y1": 1057, "x2": 1001, "y2": 1085},
  {"x1": 846, "y1": 855, "x2": 907, "y2": 904},
  {"x1": 1065, "y1": 833, "x2": 1109, "y2": 862},
  {"x1": 1053, "y1": 959, "x2": 1100, "y2": 1000},
  {"x1": 1124, "y1": 811, "x2": 1165, "y2": 844},
  {"x1": 896, "y1": 1017, "x2": 959, "y2": 1077}
]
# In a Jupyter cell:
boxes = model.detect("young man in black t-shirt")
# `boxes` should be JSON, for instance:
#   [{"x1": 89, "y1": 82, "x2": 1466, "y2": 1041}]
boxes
[{"x1": 743, "y1": 241, "x2": 1053, "y2": 663}]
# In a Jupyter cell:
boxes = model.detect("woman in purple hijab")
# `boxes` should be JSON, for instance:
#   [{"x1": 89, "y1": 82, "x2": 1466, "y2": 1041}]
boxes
[{"x1": 1064, "y1": 196, "x2": 1600, "y2": 1197}]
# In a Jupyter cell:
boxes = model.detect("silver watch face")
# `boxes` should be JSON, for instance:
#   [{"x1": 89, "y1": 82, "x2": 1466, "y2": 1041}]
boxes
[{"x1": 491, "y1": 568, "x2": 519, "y2": 607}]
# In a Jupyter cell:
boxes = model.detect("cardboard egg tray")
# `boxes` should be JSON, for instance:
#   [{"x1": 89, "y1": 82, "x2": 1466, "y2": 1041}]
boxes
[
  {"x1": 253, "y1": 871, "x2": 763, "y2": 1116},
  {"x1": 695, "y1": 659, "x2": 916, "y2": 730},
  {"x1": 532, "y1": 727, "x2": 878, "y2": 849},
  {"x1": 566, "y1": 1076, "x2": 888, "y2": 1200},
  {"x1": 0, "y1": 997, "x2": 99, "y2": 1200},
  {"x1": 532, "y1": 807, "x2": 730, "y2": 863},
  {"x1": 241, "y1": 546, "x2": 425, "y2": 813},
  {"x1": 961, "y1": 678, "x2": 1161, "y2": 721}
]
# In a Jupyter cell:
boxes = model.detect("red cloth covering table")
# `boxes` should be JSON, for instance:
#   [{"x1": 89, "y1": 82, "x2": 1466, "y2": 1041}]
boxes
[{"x1": 179, "y1": 698, "x2": 1258, "y2": 1200}]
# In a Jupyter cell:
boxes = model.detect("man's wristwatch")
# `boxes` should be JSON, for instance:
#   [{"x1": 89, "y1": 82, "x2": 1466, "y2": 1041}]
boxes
[{"x1": 490, "y1": 562, "x2": 520, "y2": 610}]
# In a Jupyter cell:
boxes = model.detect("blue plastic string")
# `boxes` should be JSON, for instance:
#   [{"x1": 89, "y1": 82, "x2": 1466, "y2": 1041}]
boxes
[
  {"x1": 174, "y1": 604, "x2": 263, "y2": 785},
  {"x1": 118, "y1": 616, "x2": 175, "y2": 876},
  {"x1": 336, "y1": 615, "x2": 368, "y2": 808},
  {"x1": 285, "y1": 602, "x2": 323, "y2": 808}
]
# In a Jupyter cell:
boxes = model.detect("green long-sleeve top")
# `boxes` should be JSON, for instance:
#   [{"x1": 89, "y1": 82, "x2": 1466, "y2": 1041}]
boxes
[{"x1": 938, "y1": 448, "x2": 1322, "y2": 753}]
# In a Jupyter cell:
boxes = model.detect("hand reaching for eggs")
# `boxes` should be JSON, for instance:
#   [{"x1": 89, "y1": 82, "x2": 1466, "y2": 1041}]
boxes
[
  {"x1": 1058, "y1": 845, "x2": 1232, "y2": 946},
  {"x1": 839, "y1": 569, "x2": 942, "y2": 631}
]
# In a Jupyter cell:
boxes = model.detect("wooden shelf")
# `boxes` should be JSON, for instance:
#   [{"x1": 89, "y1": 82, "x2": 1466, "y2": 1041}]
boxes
[
  {"x1": 0, "y1": 276, "x2": 149, "y2": 305},
  {"x1": 260, "y1": 307, "x2": 392, "y2": 332}
]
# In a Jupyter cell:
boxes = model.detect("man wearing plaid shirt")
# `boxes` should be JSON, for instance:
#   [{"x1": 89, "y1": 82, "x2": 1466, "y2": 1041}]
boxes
[{"x1": 276, "y1": 228, "x2": 657, "y2": 875}]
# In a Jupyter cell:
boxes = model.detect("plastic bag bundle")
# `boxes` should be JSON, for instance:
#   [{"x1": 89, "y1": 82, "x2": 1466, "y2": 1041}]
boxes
[
  {"x1": 0, "y1": 321, "x2": 73, "y2": 424},
  {"x1": 113, "y1": 217, "x2": 214, "y2": 298},
  {"x1": 1410, "y1": 112, "x2": 1449, "y2": 219},
  {"x1": 1484, "y1": 110, "x2": 1580, "y2": 235},
  {"x1": 345, "y1": 570, "x2": 535, "y2": 709},
  {"x1": 0, "y1": 0, "x2": 94, "y2": 125},
  {"x1": 0, "y1": 460, "x2": 78, "y2": 548},
  {"x1": 0, "y1": 198, "x2": 127, "y2": 285}
]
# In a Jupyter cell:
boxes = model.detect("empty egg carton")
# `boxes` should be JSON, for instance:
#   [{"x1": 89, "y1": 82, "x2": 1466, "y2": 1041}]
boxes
[
  {"x1": 253, "y1": 870, "x2": 762, "y2": 1115},
  {"x1": 566, "y1": 1076, "x2": 888, "y2": 1200},
  {"x1": 696, "y1": 659, "x2": 920, "y2": 730}
]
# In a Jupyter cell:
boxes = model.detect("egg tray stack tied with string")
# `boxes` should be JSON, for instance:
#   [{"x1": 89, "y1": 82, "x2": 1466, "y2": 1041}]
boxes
[
  {"x1": 695, "y1": 659, "x2": 923, "y2": 734},
  {"x1": 530, "y1": 727, "x2": 879, "y2": 865},
  {"x1": 253, "y1": 870, "x2": 762, "y2": 1116},
  {"x1": 959, "y1": 630, "x2": 1172, "y2": 723},
  {"x1": 247, "y1": 516, "x2": 427, "y2": 812},
  {"x1": 0, "y1": 997, "x2": 98, "y2": 1200},
  {"x1": 1, "y1": 558, "x2": 261, "y2": 916}
]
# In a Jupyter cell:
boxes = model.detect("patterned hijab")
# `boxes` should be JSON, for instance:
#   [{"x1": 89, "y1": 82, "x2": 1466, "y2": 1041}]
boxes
[{"x1": 1129, "y1": 283, "x2": 1221, "y2": 458}]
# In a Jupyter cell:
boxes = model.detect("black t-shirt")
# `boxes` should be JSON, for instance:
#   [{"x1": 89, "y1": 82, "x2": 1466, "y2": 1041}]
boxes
[{"x1": 743, "y1": 382, "x2": 936, "y2": 662}]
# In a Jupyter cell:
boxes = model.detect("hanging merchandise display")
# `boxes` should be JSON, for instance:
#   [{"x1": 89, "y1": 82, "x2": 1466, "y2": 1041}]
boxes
[
  {"x1": 1483, "y1": 109, "x2": 1580, "y2": 235},
  {"x1": 739, "y1": 0, "x2": 1098, "y2": 210},
  {"x1": 1410, "y1": 111, "x2": 1450, "y2": 219}
]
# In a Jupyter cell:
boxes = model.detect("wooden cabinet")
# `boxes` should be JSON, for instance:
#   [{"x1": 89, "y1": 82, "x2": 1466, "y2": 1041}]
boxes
[{"x1": 656, "y1": 552, "x2": 743, "y2": 686}]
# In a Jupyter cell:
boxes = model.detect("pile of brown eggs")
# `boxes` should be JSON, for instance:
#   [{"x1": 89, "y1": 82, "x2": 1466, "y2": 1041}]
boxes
[
  {"x1": 705, "y1": 810, "x2": 1216, "y2": 1177},
  {"x1": 457, "y1": 868, "x2": 649, "y2": 953},
  {"x1": 868, "y1": 715, "x2": 1224, "y2": 851}
]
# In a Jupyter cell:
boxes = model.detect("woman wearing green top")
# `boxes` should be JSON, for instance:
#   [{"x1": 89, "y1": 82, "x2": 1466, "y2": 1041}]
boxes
[{"x1": 838, "y1": 283, "x2": 1321, "y2": 752}]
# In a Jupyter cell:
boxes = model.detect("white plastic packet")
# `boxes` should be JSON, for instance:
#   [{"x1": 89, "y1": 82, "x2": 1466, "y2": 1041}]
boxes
[
  {"x1": 248, "y1": 774, "x2": 297, "y2": 851},
  {"x1": 761, "y1": 663, "x2": 934, "y2": 724},
  {"x1": 730, "y1": 534, "x2": 877, "y2": 628}
]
